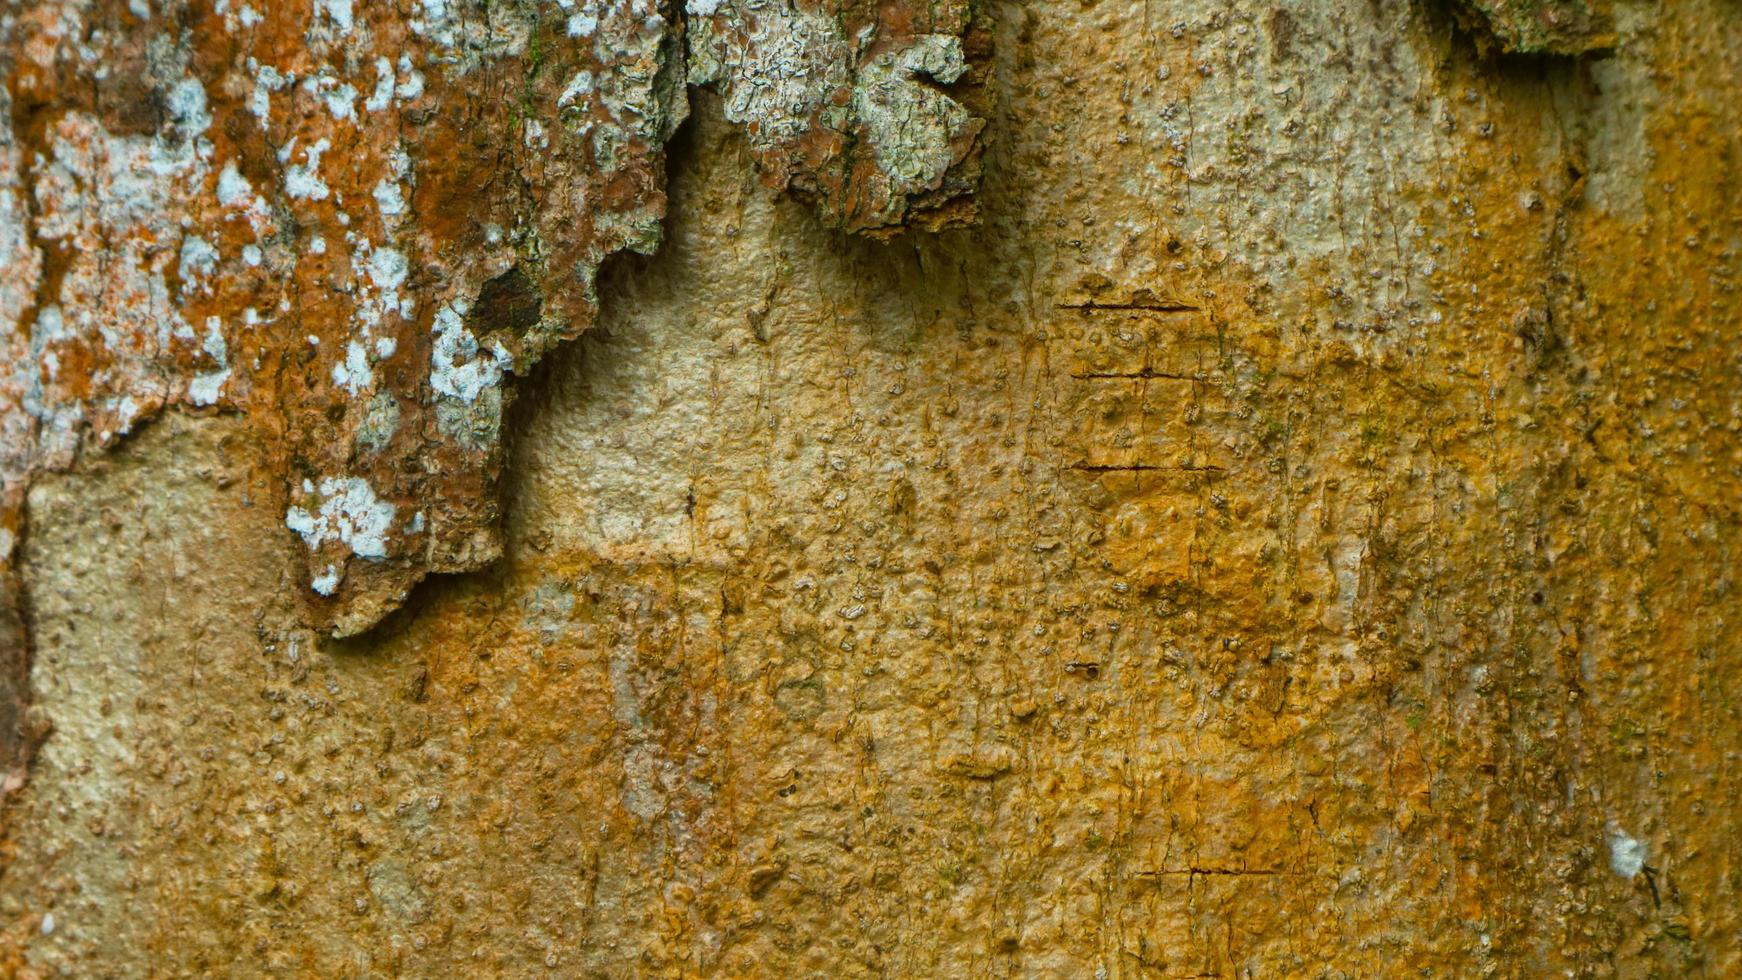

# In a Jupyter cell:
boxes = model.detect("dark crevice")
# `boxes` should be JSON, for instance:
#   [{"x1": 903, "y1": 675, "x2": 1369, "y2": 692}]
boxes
[
  {"x1": 1069, "y1": 463, "x2": 1226, "y2": 474},
  {"x1": 1071, "y1": 371, "x2": 1203, "y2": 381},
  {"x1": 469, "y1": 266, "x2": 545, "y2": 342},
  {"x1": 1058, "y1": 300, "x2": 1200, "y2": 314}
]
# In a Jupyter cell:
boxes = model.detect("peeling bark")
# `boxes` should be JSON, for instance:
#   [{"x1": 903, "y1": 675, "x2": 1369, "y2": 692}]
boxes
[
  {"x1": 1450, "y1": 0, "x2": 1617, "y2": 54},
  {"x1": 686, "y1": 0, "x2": 985, "y2": 232},
  {"x1": 0, "y1": 0, "x2": 983, "y2": 782},
  {"x1": 1, "y1": 0, "x2": 1739, "y2": 975}
]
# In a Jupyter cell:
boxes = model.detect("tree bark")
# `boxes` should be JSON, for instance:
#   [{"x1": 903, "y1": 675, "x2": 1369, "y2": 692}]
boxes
[{"x1": 1, "y1": 0, "x2": 1738, "y2": 975}]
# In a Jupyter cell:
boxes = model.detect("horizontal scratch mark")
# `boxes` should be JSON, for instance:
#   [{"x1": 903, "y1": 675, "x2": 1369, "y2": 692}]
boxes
[
  {"x1": 1068, "y1": 463, "x2": 1226, "y2": 473},
  {"x1": 1058, "y1": 300, "x2": 1201, "y2": 314},
  {"x1": 1070, "y1": 370, "x2": 1204, "y2": 381},
  {"x1": 1133, "y1": 867, "x2": 1299, "y2": 877}
]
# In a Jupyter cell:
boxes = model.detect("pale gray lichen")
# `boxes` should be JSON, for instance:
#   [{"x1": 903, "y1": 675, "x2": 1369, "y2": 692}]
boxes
[
  {"x1": 429, "y1": 299, "x2": 513, "y2": 450},
  {"x1": 355, "y1": 391, "x2": 402, "y2": 454},
  {"x1": 685, "y1": 1, "x2": 981, "y2": 230},
  {"x1": 283, "y1": 139, "x2": 332, "y2": 200},
  {"x1": 285, "y1": 477, "x2": 397, "y2": 560},
  {"x1": 685, "y1": 0, "x2": 851, "y2": 148},
  {"x1": 176, "y1": 235, "x2": 219, "y2": 293},
  {"x1": 215, "y1": 163, "x2": 254, "y2": 208},
  {"x1": 430, "y1": 301, "x2": 511, "y2": 404},
  {"x1": 852, "y1": 36, "x2": 974, "y2": 192},
  {"x1": 311, "y1": 563, "x2": 343, "y2": 595},
  {"x1": 186, "y1": 318, "x2": 230, "y2": 406},
  {"x1": 1607, "y1": 826, "x2": 1646, "y2": 878},
  {"x1": 898, "y1": 34, "x2": 968, "y2": 84}
]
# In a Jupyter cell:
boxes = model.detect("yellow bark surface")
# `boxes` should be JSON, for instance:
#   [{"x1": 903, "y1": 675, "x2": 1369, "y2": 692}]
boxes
[{"x1": 2, "y1": 0, "x2": 1739, "y2": 976}]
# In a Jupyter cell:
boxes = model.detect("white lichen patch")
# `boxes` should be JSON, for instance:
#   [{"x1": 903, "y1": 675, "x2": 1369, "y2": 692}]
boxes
[
  {"x1": 284, "y1": 138, "x2": 332, "y2": 200},
  {"x1": 368, "y1": 246, "x2": 408, "y2": 295},
  {"x1": 1607, "y1": 826, "x2": 1647, "y2": 879},
  {"x1": 187, "y1": 317, "x2": 231, "y2": 406},
  {"x1": 365, "y1": 58, "x2": 396, "y2": 112},
  {"x1": 314, "y1": 0, "x2": 354, "y2": 34},
  {"x1": 165, "y1": 77, "x2": 213, "y2": 142},
  {"x1": 430, "y1": 301, "x2": 510, "y2": 403},
  {"x1": 555, "y1": 0, "x2": 602, "y2": 37},
  {"x1": 215, "y1": 161, "x2": 254, "y2": 208},
  {"x1": 331, "y1": 338, "x2": 374, "y2": 393},
  {"x1": 248, "y1": 63, "x2": 290, "y2": 126},
  {"x1": 176, "y1": 234, "x2": 219, "y2": 293},
  {"x1": 373, "y1": 177, "x2": 405, "y2": 219},
  {"x1": 311, "y1": 563, "x2": 342, "y2": 595},
  {"x1": 396, "y1": 56, "x2": 425, "y2": 101},
  {"x1": 411, "y1": 0, "x2": 461, "y2": 50},
  {"x1": 329, "y1": 238, "x2": 414, "y2": 392},
  {"x1": 285, "y1": 476, "x2": 397, "y2": 560},
  {"x1": 524, "y1": 118, "x2": 549, "y2": 150},
  {"x1": 324, "y1": 81, "x2": 359, "y2": 121},
  {"x1": 897, "y1": 34, "x2": 967, "y2": 83},
  {"x1": 558, "y1": 70, "x2": 595, "y2": 109}
]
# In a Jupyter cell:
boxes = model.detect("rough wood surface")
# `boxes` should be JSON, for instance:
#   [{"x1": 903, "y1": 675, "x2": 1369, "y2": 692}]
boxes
[{"x1": 0, "y1": 0, "x2": 1738, "y2": 975}]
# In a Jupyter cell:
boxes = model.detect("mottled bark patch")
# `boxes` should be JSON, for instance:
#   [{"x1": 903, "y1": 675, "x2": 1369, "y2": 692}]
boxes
[
  {"x1": 0, "y1": 0, "x2": 985, "y2": 789},
  {"x1": 686, "y1": 0, "x2": 985, "y2": 235},
  {"x1": 0, "y1": 0, "x2": 691, "y2": 641},
  {"x1": 1449, "y1": 0, "x2": 1617, "y2": 54}
]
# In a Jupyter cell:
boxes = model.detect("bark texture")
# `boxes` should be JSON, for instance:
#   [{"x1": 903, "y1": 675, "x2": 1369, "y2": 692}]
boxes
[{"x1": 1, "y1": 0, "x2": 1740, "y2": 976}]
